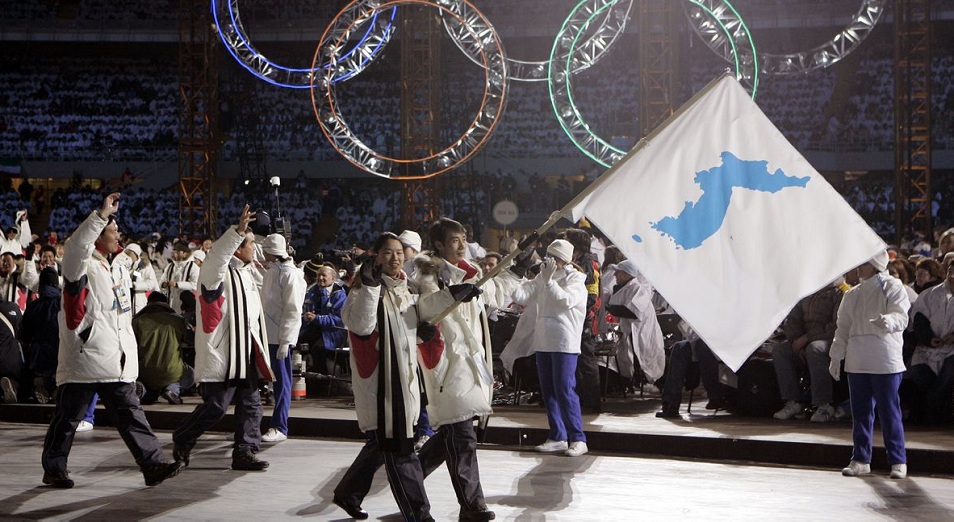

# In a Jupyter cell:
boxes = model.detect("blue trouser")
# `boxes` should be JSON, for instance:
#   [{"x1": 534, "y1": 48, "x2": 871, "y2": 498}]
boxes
[
  {"x1": 536, "y1": 351, "x2": 586, "y2": 443},
  {"x1": 42, "y1": 382, "x2": 165, "y2": 474},
  {"x1": 84, "y1": 393, "x2": 98, "y2": 423},
  {"x1": 416, "y1": 407, "x2": 435, "y2": 438},
  {"x1": 268, "y1": 344, "x2": 292, "y2": 435},
  {"x1": 848, "y1": 372, "x2": 906, "y2": 465}
]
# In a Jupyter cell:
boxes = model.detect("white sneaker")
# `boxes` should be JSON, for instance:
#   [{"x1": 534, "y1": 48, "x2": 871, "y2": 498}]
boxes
[
  {"x1": 414, "y1": 435, "x2": 430, "y2": 452},
  {"x1": 890, "y1": 463, "x2": 907, "y2": 479},
  {"x1": 535, "y1": 439, "x2": 568, "y2": 453},
  {"x1": 261, "y1": 428, "x2": 287, "y2": 442},
  {"x1": 76, "y1": 421, "x2": 94, "y2": 433},
  {"x1": 841, "y1": 460, "x2": 871, "y2": 477},
  {"x1": 810, "y1": 404, "x2": 836, "y2": 423},
  {"x1": 773, "y1": 401, "x2": 804, "y2": 420},
  {"x1": 565, "y1": 441, "x2": 589, "y2": 457}
]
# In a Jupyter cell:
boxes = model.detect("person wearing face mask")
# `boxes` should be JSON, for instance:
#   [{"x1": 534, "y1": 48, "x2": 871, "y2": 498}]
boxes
[
  {"x1": 508, "y1": 239, "x2": 590, "y2": 458},
  {"x1": 829, "y1": 251, "x2": 910, "y2": 480}
]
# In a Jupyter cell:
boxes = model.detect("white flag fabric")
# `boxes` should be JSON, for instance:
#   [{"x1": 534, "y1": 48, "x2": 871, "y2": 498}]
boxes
[{"x1": 570, "y1": 74, "x2": 885, "y2": 372}]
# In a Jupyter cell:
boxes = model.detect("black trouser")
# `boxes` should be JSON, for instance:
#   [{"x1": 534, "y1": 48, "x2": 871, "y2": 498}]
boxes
[
  {"x1": 42, "y1": 381, "x2": 165, "y2": 474},
  {"x1": 417, "y1": 420, "x2": 487, "y2": 513},
  {"x1": 576, "y1": 335, "x2": 602, "y2": 411},
  {"x1": 173, "y1": 376, "x2": 262, "y2": 456},
  {"x1": 335, "y1": 430, "x2": 432, "y2": 521}
]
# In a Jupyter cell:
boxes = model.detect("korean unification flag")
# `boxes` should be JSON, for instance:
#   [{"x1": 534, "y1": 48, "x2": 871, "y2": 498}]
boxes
[{"x1": 571, "y1": 74, "x2": 885, "y2": 372}]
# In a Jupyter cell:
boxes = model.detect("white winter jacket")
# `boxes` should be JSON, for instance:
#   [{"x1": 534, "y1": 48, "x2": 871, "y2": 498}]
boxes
[
  {"x1": 194, "y1": 227, "x2": 273, "y2": 384},
  {"x1": 508, "y1": 266, "x2": 587, "y2": 354},
  {"x1": 342, "y1": 275, "x2": 421, "y2": 436},
  {"x1": 415, "y1": 258, "x2": 494, "y2": 427},
  {"x1": 56, "y1": 211, "x2": 139, "y2": 384},
  {"x1": 830, "y1": 272, "x2": 909, "y2": 374},
  {"x1": 261, "y1": 259, "x2": 306, "y2": 349}
]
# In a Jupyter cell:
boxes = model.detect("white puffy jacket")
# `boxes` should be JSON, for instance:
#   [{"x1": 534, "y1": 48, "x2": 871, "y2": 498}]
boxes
[
  {"x1": 830, "y1": 272, "x2": 909, "y2": 374},
  {"x1": 57, "y1": 211, "x2": 138, "y2": 384},
  {"x1": 415, "y1": 258, "x2": 494, "y2": 427},
  {"x1": 508, "y1": 265, "x2": 587, "y2": 354}
]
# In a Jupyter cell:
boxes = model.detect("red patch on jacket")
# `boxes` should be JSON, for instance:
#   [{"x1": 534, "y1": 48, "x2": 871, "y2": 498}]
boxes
[
  {"x1": 200, "y1": 294, "x2": 225, "y2": 334},
  {"x1": 418, "y1": 330, "x2": 445, "y2": 370},
  {"x1": 350, "y1": 331, "x2": 380, "y2": 379},
  {"x1": 63, "y1": 278, "x2": 89, "y2": 331},
  {"x1": 457, "y1": 260, "x2": 479, "y2": 281}
]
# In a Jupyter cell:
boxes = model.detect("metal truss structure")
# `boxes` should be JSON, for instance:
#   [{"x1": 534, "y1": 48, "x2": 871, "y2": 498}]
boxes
[
  {"x1": 400, "y1": 5, "x2": 442, "y2": 229},
  {"x1": 894, "y1": 0, "x2": 933, "y2": 243},
  {"x1": 178, "y1": 0, "x2": 218, "y2": 238},
  {"x1": 638, "y1": 0, "x2": 678, "y2": 137}
]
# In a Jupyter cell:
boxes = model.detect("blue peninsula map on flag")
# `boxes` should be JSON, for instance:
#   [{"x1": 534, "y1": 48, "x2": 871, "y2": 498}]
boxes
[{"x1": 645, "y1": 151, "x2": 810, "y2": 249}]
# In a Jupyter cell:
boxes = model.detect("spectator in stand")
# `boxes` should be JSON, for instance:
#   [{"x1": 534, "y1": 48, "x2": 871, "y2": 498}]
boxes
[
  {"x1": 0, "y1": 246, "x2": 38, "y2": 311},
  {"x1": 773, "y1": 280, "x2": 848, "y2": 422},
  {"x1": 913, "y1": 258, "x2": 944, "y2": 294},
  {"x1": 905, "y1": 261, "x2": 954, "y2": 424},
  {"x1": 299, "y1": 263, "x2": 347, "y2": 377},
  {"x1": 0, "y1": 294, "x2": 24, "y2": 404},
  {"x1": 21, "y1": 267, "x2": 61, "y2": 404},
  {"x1": 159, "y1": 242, "x2": 199, "y2": 315},
  {"x1": 605, "y1": 260, "x2": 666, "y2": 389},
  {"x1": 133, "y1": 292, "x2": 192, "y2": 406},
  {"x1": 656, "y1": 335, "x2": 727, "y2": 418},
  {"x1": 830, "y1": 251, "x2": 909, "y2": 480}
]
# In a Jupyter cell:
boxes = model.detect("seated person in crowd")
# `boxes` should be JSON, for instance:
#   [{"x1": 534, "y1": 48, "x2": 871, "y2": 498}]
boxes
[
  {"x1": 132, "y1": 292, "x2": 193, "y2": 405},
  {"x1": 773, "y1": 278, "x2": 848, "y2": 422},
  {"x1": 906, "y1": 261, "x2": 954, "y2": 424},
  {"x1": 605, "y1": 260, "x2": 666, "y2": 386},
  {"x1": 656, "y1": 334, "x2": 727, "y2": 418},
  {"x1": 299, "y1": 263, "x2": 347, "y2": 375}
]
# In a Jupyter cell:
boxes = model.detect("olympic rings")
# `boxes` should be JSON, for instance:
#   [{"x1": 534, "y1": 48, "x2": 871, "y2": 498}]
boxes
[
  {"x1": 685, "y1": 0, "x2": 886, "y2": 75},
  {"x1": 549, "y1": 0, "x2": 757, "y2": 168},
  {"x1": 211, "y1": 0, "x2": 397, "y2": 88},
  {"x1": 440, "y1": 0, "x2": 634, "y2": 82},
  {"x1": 312, "y1": 0, "x2": 506, "y2": 180}
]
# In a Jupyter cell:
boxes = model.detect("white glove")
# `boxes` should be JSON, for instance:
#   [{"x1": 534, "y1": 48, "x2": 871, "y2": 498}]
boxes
[
  {"x1": 539, "y1": 258, "x2": 557, "y2": 282},
  {"x1": 829, "y1": 358, "x2": 842, "y2": 381},
  {"x1": 276, "y1": 344, "x2": 290, "y2": 360},
  {"x1": 870, "y1": 315, "x2": 890, "y2": 331}
]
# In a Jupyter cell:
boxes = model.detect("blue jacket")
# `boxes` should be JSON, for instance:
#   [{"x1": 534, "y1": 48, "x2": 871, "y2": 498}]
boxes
[{"x1": 299, "y1": 282, "x2": 347, "y2": 351}]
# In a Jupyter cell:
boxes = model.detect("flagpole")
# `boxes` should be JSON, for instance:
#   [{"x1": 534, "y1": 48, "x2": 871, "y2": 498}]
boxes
[{"x1": 425, "y1": 70, "x2": 737, "y2": 326}]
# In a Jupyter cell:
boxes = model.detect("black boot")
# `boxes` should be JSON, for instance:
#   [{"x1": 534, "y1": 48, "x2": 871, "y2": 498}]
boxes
[
  {"x1": 42, "y1": 470, "x2": 74, "y2": 489},
  {"x1": 142, "y1": 460, "x2": 185, "y2": 486},
  {"x1": 232, "y1": 451, "x2": 269, "y2": 471}
]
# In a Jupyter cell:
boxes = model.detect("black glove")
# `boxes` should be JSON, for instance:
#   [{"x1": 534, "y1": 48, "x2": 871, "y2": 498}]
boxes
[
  {"x1": 359, "y1": 261, "x2": 381, "y2": 287},
  {"x1": 449, "y1": 283, "x2": 481, "y2": 303},
  {"x1": 510, "y1": 241, "x2": 536, "y2": 278},
  {"x1": 417, "y1": 322, "x2": 438, "y2": 342}
]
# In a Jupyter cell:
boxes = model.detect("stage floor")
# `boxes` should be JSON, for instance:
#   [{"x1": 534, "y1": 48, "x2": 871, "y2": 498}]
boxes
[{"x1": 2, "y1": 422, "x2": 953, "y2": 521}]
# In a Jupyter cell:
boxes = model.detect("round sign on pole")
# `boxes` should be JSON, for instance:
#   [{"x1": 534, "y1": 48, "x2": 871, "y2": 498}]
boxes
[{"x1": 492, "y1": 200, "x2": 519, "y2": 226}]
